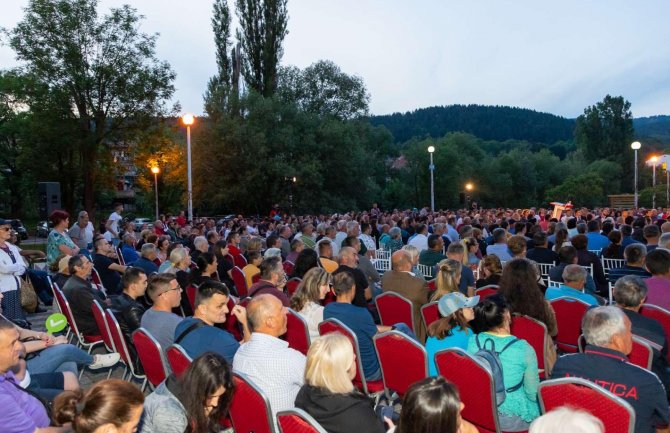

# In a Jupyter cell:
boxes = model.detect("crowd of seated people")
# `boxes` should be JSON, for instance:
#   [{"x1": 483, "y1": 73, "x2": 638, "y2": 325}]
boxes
[{"x1": 5, "y1": 204, "x2": 670, "y2": 433}]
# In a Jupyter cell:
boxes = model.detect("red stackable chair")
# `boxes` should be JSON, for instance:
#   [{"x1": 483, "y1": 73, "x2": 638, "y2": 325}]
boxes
[
  {"x1": 231, "y1": 266, "x2": 250, "y2": 297},
  {"x1": 221, "y1": 296, "x2": 243, "y2": 341},
  {"x1": 277, "y1": 408, "x2": 328, "y2": 433},
  {"x1": 427, "y1": 278, "x2": 437, "y2": 291},
  {"x1": 421, "y1": 301, "x2": 440, "y2": 330},
  {"x1": 434, "y1": 348, "x2": 502, "y2": 433},
  {"x1": 475, "y1": 285, "x2": 499, "y2": 300},
  {"x1": 229, "y1": 372, "x2": 276, "y2": 433},
  {"x1": 252, "y1": 273, "x2": 262, "y2": 284},
  {"x1": 233, "y1": 253, "x2": 247, "y2": 269},
  {"x1": 223, "y1": 253, "x2": 235, "y2": 267},
  {"x1": 640, "y1": 304, "x2": 670, "y2": 361},
  {"x1": 186, "y1": 284, "x2": 198, "y2": 311},
  {"x1": 166, "y1": 344, "x2": 192, "y2": 378},
  {"x1": 104, "y1": 309, "x2": 147, "y2": 390},
  {"x1": 511, "y1": 315, "x2": 550, "y2": 378},
  {"x1": 90, "y1": 267, "x2": 107, "y2": 295},
  {"x1": 581, "y1": 334, "x2": 654, "y2": 371},
  {"x1": 283, "y1": 260, "x2": 295, "y2": 276},
  {"x1": 318, "y1": 319, "x2": 384, "y2": 395},
  {"x1": 373, "y1": 330, "x2": 428, "y2": 398},
  {"x1": 549, "y1": 296, "x2": 590, "y2": 353},
  {"x1": 132, "y1": 328, "x2": 169, "y2": 389},
  {"x1": 53, "y1": 285, "x2": 103, "y2": 353},
  {"x1": 375, "y1": 292, "x2": 414, "y2": 332},
  {"x1": 286, "y1": 277, "x2": 302, "y2": 297},
  {"x1": 285, "y1": 308, "x2": 311, "y2": 355},
  {"x1": 538, "y1": 377, "x2": 636, "y2": 433}
]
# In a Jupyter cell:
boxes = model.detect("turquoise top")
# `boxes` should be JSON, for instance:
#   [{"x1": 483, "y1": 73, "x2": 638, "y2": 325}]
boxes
[
  {"x1": 426, "y1": 326, "x2": 471, "y2": 376},
  {"x1": 545, "y1": 284, "x2": 598, "y2": 306},
  {"x1": 47, "y1": 230, "x2": 76, "y2": 267},
  {"x1": 466, "y1": 333, "x2": 540, "y2": 423}
]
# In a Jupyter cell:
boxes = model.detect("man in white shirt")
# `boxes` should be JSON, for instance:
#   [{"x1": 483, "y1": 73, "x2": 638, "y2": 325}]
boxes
[
  {"x1": 233, "y1": 294, "x2": 306, "y2": 416},
  {"x1": 408, "y1": 223, "x2": 429, "y2": 252},
  {"x1": 105, "y1": 203, "x2": 124, "y2": 246}
]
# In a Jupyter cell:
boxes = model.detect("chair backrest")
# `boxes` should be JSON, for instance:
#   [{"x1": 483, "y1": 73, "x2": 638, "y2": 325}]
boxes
[
  {"x1": 372, "y1": 258, "x2": 391, "y2": 272},
  {"x1": 283, "y1": 261, "x2": 295, "y2": 276},
  {"x1": 417, "y1": 263, "x2": 434, "y2": 279},
  {"x1": 286, "y1": 278, "x2": 302, "y2": 297},
  {"x1": 434, "y1": 348, "x2": 500, "y2": 433},
  {"x1": 375, "y1": 292, "x2": 414, "y2": 331},
  {"x1": 285, "y1": 308, "x2": 311, "y2": 356},
  {"x1": 229, "y1": 372, "x2": 276, "y2": 433},
  {"x1": 581, "y1": 263, "x2": 594, "y2": 275},
  {"x1": 277, "y1": 408, "x2": 327, "y2": 433},
  {"x1": 221, "y1": 296, "x2": 243, "y2": 341},
  {"x1": 375, "y1": 250, "x2": 391, "y2": 261},
  {"x1": 639, "y1": 304, "x2": 670, "y2": 362},
  {"x1": 536, "y1": 262, "x2": 553, "y2": 278},
  {"x1": 223, "y1": 253, "x2": 235, "y2": 266},
  {"x1": 474, "y1": 285, "x2": 499, "y2": 300},
  {"x1": 549, "y1": 296, "x2": 591, "y2": 353},
  {"x1": 420, "y1": 301, "x2": 440, "y2": 330},
  {"x1": 132, "y1": 328, "x2": 169, "y2": 387},
  {"x1": 252, "y1": 273, "x2": 261, "y2": 284},
  {"x1": 233, "y1": 253, "x2": 247, "y2": 269},
  {"x1": 231, "y1": 266, "x2": 249, "y2": 297},
  {"x1": 538, "y1": 377, "x2": 636, "y2": 433},
  {"x1": 166, "y1": 344, "x2": 192, "y2": 378},
  {"x1": 318, "y1": 319, "x2": 370, "y2": 394},
  {"x1": 53, "y1": 284, "x2": 89, "y2": 343},
  {"x1": 186, "y1": 284, "x2": 198, "y2": 311},
  {"x1": 116, "y1": 246, "x2": 125, "y2": 265},
  {"x1": 373, "y1": 330, "x2": 428, "y2": 397},
  {"x1": 104, "y1": 309, "x2": 139, "y2": 375},
  {"x1": 510, "y1": 315, "x2": 548, "y2": 378},
  {"x1": 588, "y1": 249, "x2": 602, "y2": 257},
  {"x1": 546, "y1": 278, "x2": 561, "y2": 288},
  {"x1": 629, "y1": 335, "x2": 653, "y2": 370},
  {"x1": 90, "y1": 267, "x2": 107, "y2": 294},
  {"x1": 602, "y1": 257, "x2": 625, "y2": 273},
  {"x1": 91, "y1": 300, "x2": 115, "y2": 352},
  {"x1": 426, "y1": 278, "x2": 436, "y2": 291}
]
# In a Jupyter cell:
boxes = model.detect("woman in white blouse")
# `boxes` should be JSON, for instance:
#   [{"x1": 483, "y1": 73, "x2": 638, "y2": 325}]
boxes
[
  {"x1": 0, "y1": 218, "x2": 27, "y2": 322},
  {"x1": 289, "y1": 267, "x2": 332, "y2": 341}
]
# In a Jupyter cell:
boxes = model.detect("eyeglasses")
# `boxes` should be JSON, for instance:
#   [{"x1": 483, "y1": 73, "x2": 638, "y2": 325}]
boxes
[
  {"x1": 160, "y1": 287, "x2": 182, "y2": 296},
  {"x1": 0, "y1": 227, "x2": 11, "y2": 232}
]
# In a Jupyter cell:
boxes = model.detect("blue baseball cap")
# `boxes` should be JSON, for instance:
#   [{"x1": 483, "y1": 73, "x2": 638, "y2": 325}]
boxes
[{"x1": 438, "y1": 292, "x2": 480, "y2": 317}]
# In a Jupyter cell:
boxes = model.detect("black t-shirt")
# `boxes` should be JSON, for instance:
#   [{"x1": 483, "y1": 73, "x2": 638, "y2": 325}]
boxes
[
  {"x1": 93, "y1": 253, "x2": 121, "y2": 296},
  {"x1": 333, "y1": 265, "x2": 369, "y2": 308}
]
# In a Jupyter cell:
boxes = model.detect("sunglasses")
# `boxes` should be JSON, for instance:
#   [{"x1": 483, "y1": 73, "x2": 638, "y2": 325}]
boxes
[{"x1": 0, "y1": 227, "x2": 11, "y2": 232}]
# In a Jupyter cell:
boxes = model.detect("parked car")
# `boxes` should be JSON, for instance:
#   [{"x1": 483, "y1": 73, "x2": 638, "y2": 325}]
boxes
[
  {"x1": 132, "y1": 217, "x2": 154, "y2": 232},
  {"x1": 36, "y1": 220, "x2": 52, "y2": 238},
  {"x1": 11, "y1": 219, "x2": 28, "y2": 240}
]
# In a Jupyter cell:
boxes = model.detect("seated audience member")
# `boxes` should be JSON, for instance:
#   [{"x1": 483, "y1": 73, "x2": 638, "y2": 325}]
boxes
[
  {"x1": 419, "y1": 234, "x2": 447, "y2": 267},
  {"x1": 402, "y1": 244, "x2": 425, "y2": 280},
  {"x1": 110, "y1": 267, "x2": 148, "y2": 343},
  {"x1": 121, "y1": 233, "x2": 140, "y2": 265},
  {"x1": 53, "y1": 254, "x2": 72, "y2": 289},
  {"x1": 317, "y1": 239, "x2": 339, "y2": 273},
  {"x1": 291, "y1": 248, "x2": 319, "y2": 280},
  {"x1": 290, "y1": 268, "x2": 333, "y2": 341},
  {"x1": 446, "y1": 242, "x2": 476, "y2": 295},
  {"x1": 613, "y1": 275, "x2": 670, "y2": 400},
  {"x1": 333, "y1": 246, "x2": 370, "y2": 307},
  {"x1": 462, "y1": 237, "x2": 481, "y2": 266},
  {"x1": 141, "y1": 273, "x2": 184, "y2": 352},
  {"x1": 324, "y1": 272, "x2": 388, "y2": 380},
  {"x1": 552, "y1": 306, "x2": 669, "y2": 433},
  {"x1": 359, "y1": 222, "x2": 377, "y2": 253},
  {"x1": 430, "y1": 259, "x2": 462, "y2": 302},
  {"x1": 264, "y1": 247, "x2": 283, "y2": 259},
  {"x1": 295, "y1": 333, "x2": 386, "y2": 433},
  {"x1": 242, "y1": 250, "x2": 263, "y2": 288},
  {"x1": 621, "y1": 224, "x2": 639, "y2": 248},
  {"x1": 53, "y1": 379, "x2": 144, "y2": 433},
  {"x1": 248, "y1": 256, "x2": 290, "y2": 306},
  {"x1": 507, "y1": 235, "x2": 531, "y2": 260},
  {"x1": 529, "y1": 407, "x2": 603, "y2": 433},
  {"x1": 526, "y1": 232, "x2": 558, "y2": 264},
  {"x1": 551, "y1": 227, "x2": 571, "y2": 252},
  {"x1": 602, "y1": 230, "x2": 624, "y2": 259},
  {"x1": 233, "y1": 294, "x2": 306, "y2": 416},
  {"x1": 660, "y1": 232, "x2": 670, "y2": 250},
  {"x1": 386, "y1": 227, "x2": 404, "y2": 253},
  {"x1": 343, "y1": 236, "x2": 381, "y2": 290},
  {"x1": 174, "y1": 281, "x2": 249, "y2": 363},
  {"x1": 164, "y1": 246, "x2": 194, "y2": 316},
  {"x1": 92, "y1": 236, "x2": 126, "y2": 296},
  {"x1": 286, "y1": 238, "x2": 304, "y2": 264},
  {"x1": 226, "y1": 230, "x2": 242, "y2": 256},
  {"x1": 191, "y1": 236, "x2": 209, "y2": 262},
  {"x1": 140, "y1": 352, "x2": 234, "y2": 433},
  {"x1": 13, "y1": 343, "x2": 79, "y2": 402},
  {"x1": 425, "y1": 292, "x2": 478, "y2": 376},
  {"x1": 572, "y1": 234, "x2": 608, "y2": 295},
  {"x1": 486, "y1": 228, "x2": 513, "y2": 261},
  {"x1": 644, "y1": 224, "x2": 661, "y2": 252},
  {"x1": 133, "y1": 243, "x2": 160, "y2": 276},
  {"x1": 382, "y1": 250, "x2": 429, "y2": 342},
  {"x1": 190, "y1": 252, "x2": 219, "y2": 286},
  {"x1": 394, "y1": 376, "x2": 478, "y2": 433},
  {"x1": 585, "y1": 219, "x2": 610, "y2": 251},
  {"x1": 644, "y1": 249, "x2": 670, "y2": 310},
  {"x1": 408, "y1": 223, "x2": 429, "y2": 252},
  {"x1": 62, "y1": 255, "x2": 108, "y2": 336},
  {"x1": 476, "y1": 254, "x2": 502, "y2": 288},
  {"x1": 548, "y1": 246, "x2": 597, "y2": 294},
  {"x1": 467, "y1": 295, "x2": 540, "y2": 430},
  {"x1": 545, "y1": 264, "x2": 599, "y2": 306},
  {"x1": 608, "y1": 243, "x2": 652, "y2": 283},
  {"x1": 211, "y1": 239, "x2": 235, "y2": 292}
]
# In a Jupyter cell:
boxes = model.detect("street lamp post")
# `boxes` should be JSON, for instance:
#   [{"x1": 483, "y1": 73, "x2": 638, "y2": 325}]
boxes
[
  {"x1": 428, "y1": 146, "x2": 435, "y2": 212},
  {"x1": 465, "y1": 182, "x2": 474, "y2": 209},
  {"x1": 151, "y1": 166, "x2": 160, "y2": 221},
  {"x1": 651, "y1": 155, "x2": 658, "y2": 209},
  {"x1": 631, "y1": 142, "x2": 641, "y2": 209},
  {"x1": 181, "y1": 114, "x2": 195, "y2": 221}
]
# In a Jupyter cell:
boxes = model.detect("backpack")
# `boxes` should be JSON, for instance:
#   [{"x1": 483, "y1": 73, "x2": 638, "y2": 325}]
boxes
[{"x1": 474, "y1": 334, "x2": 523, "y2": 406}]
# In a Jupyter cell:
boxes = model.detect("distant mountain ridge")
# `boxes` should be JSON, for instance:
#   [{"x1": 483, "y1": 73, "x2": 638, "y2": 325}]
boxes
[{"x1": 633, "y1": 115, "x2": 670, "y2": 149}]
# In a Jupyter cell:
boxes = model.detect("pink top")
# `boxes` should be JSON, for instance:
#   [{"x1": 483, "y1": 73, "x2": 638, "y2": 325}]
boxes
[{"x1": 644, "y1": 276, "x2": 670, "y2": 311}]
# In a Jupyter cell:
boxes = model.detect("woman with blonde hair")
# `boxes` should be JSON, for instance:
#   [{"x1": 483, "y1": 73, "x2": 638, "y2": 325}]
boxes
[
  {"x1": 461, "y1": 237, "x2": 480, "y2": 267},
  {"x1": 402, "y1": 244, "x2": 424, "y2": 280},
  {"x1": 295, "y1": 333, "x2": 385, "y2": 433},
  {"x1": 289, "y1": 267, "x2": 333, "y2": 340},
  {"x1": 431, "y1": 259, "x2": 462, "y2": 302}
]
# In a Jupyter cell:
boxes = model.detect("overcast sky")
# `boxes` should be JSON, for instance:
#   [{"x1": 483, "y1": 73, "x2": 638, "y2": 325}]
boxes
[{"x1": 1, "y1": 0, "x2": 669, "y2": 118}]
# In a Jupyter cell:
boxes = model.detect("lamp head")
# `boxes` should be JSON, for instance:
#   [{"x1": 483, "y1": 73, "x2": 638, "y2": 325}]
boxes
[
  {"x1": 181, "y1": 113, "x2": 195, "y2": 126},
  {"x1": 650, "y1": 156, "x2": 658, "y2": 163},
  {"x1": 151, "y1": 166, "x2": 160, "y2": 174},
  {"x1": 465, "y1": 182, "x2": 474, "y2": 191},
  {"x1": 631, "y1": 141, "x2": 641, "y2": 150},
  {"x1": 427, "y1": 146, "x2": 435, "y2": 153}
]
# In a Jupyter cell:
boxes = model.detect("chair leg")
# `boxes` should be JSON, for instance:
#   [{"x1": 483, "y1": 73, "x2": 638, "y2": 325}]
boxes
[{"x1": 140, "y1": 378, "x2": 147, "y2": 392}]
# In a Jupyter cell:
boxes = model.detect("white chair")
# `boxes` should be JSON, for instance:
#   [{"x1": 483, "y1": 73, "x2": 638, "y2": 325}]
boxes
[
  {"x1": 417, "y1": 264, "x2": 434, "y2": 279},
  {"x1": 602, "y1": 257, "x2": 625, "y2": 275}
]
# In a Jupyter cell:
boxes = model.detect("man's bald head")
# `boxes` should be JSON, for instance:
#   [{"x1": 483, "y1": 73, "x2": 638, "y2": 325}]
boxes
[
  {"x1": 391, "y1": 250, "x2": 413, "y2": 272},
  {"x1": 246, "y1": 294, "x2": 286, "y2": 336}
]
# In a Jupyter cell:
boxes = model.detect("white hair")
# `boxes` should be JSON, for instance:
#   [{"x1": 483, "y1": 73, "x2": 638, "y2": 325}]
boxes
[
  {"x1": 193, "y1": 236, "x2": 208, "y2": 250},
  {"x1": 659, "y1": 232, "x2": 670, "y2": 249},
  {"x1": 345, "y1": 221, "x2": 359, "y2": 234},
  {"x1": 530, "y1": 407, "x2": 603, "y2": 433},
  {"x1": 582, "y1": 306, "x2": 627, "y2": 347}
]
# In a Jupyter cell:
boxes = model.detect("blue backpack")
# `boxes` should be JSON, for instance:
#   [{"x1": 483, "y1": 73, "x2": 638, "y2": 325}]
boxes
[{"x1": 474, "y1": 334, "x2": 523, "y2": 406}]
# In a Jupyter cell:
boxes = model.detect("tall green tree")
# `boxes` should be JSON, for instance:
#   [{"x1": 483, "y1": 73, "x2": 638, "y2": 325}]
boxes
[
  {"x1": 235, "y1": 0, "x2": 289, "y2": 97},
  {"x1": 8, "y1": 0, "x2": 176, "y2": 213},
  {"x1": 204, "y1": 0, "x2": 235, "y2": 117}
]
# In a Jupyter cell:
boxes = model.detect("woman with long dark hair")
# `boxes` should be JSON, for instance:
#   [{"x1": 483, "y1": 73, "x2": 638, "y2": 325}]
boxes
[
  {"x1": 602, "y1": 230, "x2": 624, "y2": 259},
  {"x1": 291, "y1": 248, "x2": 319, "y2": 279},
  {"x1": 190, "y1": 252, "x2": 219, "y2": 286},
  {"x1": 140, "y1": 352, "x2": 234, "y2": 433}
]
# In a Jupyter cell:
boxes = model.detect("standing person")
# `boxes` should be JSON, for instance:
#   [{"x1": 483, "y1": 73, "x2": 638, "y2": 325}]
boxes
[
  {"x1": 68, "y1": 211, "x2": 94, "y2": 252},
  {"x1": 46, "y1": 210, "x2": 80, "y2": 269},
  {"x1": 105, "y1": 202, "x2": 125, "y2": 247},
  {"x1": 0, "y1": 218, "x2": 27, "y2": 323}
]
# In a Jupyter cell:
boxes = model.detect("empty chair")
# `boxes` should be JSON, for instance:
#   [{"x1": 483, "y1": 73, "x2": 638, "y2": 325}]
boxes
[
  {"x1": 166, "y1": 344, "x2": 192, "y2": 378},
  {"x1": 229, "y1": 372, "x2": 276, "y2": 433},
  {"x1": 277, "y1": 408, "x2": 327, "y2": 433},
  {"x1": 375, "y1": 292, "x2": 414, "y2": 331},
  {"x1": 373, "y1": 330, "x2": 428, "y2": 398},
  {"x1": 538, "y1": 377, "x2": 635, "y2": 433},
  {"x1": 132, "y1": 327, "x2": 169, "y2": 389},
  {"x1": 550, "y1": 296, "x2": 591, "y2": 353}
]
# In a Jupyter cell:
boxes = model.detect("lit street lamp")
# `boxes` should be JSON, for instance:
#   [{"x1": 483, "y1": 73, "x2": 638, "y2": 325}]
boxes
[
  {"x1": 428, "y1": 146, "x2": 435, "y2": 212},
  {"x1": 181, "y1": 113, "x2": 195, "y2": 221},
  {"x1": 151, "y1": 166, "x2": 160, "y2": 221},
  {"x1": 631, "y1": 141, "x2": 641, "y2": 209},
  {"x1": 465, "y1": 182, "x2": 474, "y2": 209},
  {"x1": 650, "y1": 155, "x2": 658, "y2": 209}
]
